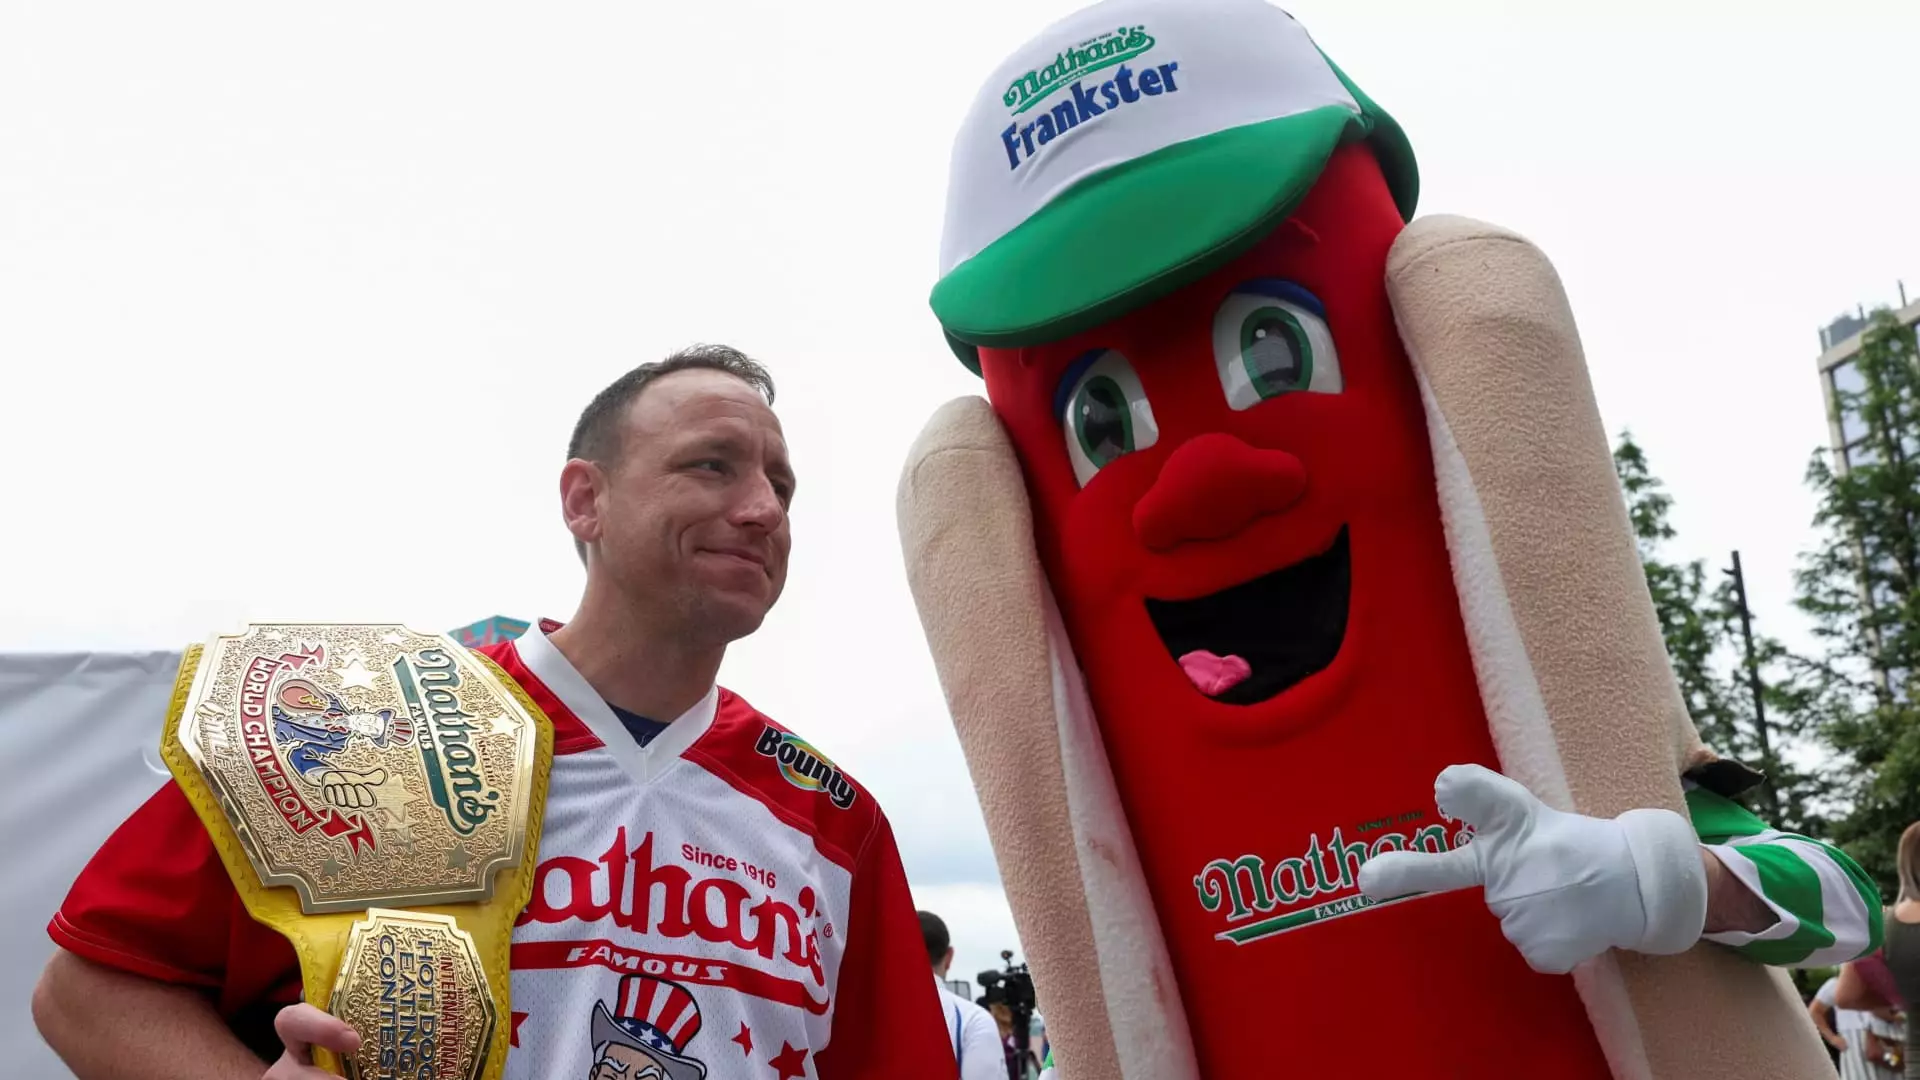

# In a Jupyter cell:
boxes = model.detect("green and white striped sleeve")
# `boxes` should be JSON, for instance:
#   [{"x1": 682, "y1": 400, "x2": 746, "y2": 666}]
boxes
[{"x1": 1684, "y1": 782, "x2": 1883, "y2": 967}]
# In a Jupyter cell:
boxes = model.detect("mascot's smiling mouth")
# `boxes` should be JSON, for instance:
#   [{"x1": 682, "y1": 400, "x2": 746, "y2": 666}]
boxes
[{"x1": 1143, "y1": 527, "x2": 1351, "y2": 705}]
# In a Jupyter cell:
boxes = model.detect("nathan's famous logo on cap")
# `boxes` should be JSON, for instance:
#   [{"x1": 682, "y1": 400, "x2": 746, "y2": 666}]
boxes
[
  {"x1": 755, "y1": 725, "x2": 857, "y2": 810},
  {"x1": 999, "y1": 24, "x2": 1181, "y2": 173},
  {"x1": 1004, "y1": 25, "x2": 1155, "y2": 114}
]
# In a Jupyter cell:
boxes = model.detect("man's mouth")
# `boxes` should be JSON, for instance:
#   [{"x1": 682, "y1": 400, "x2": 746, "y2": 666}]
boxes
[
  {"x1": 1143, "y1": 527, "x2": 1351, "y2": 705},
  {"x1": 703, "y1": 547, "x2": 768, "y2": 570}
]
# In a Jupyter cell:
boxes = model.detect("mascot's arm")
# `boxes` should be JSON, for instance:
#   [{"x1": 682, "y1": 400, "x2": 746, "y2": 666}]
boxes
[
  {"x1": 1361, "y1": 213, "x2": 1881, "y2": 974},
  {"x1": 1381, "y1": 211, "x2": 1843, "y2": 1080},
  {"x1": 898, "y1": 396, "x2": 1200, "y2": 1080},
  {"x1": 1684, "y1": 782, "x2": 1883, "y2": 966}
]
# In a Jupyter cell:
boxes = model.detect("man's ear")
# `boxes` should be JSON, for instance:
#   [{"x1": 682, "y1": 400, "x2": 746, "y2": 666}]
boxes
[{"x1": 560, "y1": 458, "x2": 606, "y2": 557}]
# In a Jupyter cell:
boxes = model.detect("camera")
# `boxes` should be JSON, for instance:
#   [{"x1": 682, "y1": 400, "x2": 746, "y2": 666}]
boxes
[{"x1": 977, "y1": 950, "x2": 1038, "y2": 1055}]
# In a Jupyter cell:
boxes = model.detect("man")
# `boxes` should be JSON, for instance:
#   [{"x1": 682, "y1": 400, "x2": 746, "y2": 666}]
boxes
[
  {"x1": 919, "y1": 911, "x2": 1005, "y2": 1080},
  {"x1": 32, "y1": 345, "x2": 956, "y2": 1079}
]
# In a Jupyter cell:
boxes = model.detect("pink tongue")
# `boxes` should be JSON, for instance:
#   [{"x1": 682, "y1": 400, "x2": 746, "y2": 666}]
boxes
[{"x1": 1178, "y1": 650, "x2": 1252, "y2": 697}]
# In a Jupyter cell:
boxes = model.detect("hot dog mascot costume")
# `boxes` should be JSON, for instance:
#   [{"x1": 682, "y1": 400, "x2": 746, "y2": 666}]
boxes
[{"x1": 895, "y1": 1, "x2": 1883, "y2": 1078}]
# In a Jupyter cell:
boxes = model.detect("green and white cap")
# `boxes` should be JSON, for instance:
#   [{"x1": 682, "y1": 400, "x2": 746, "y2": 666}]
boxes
[{"x1": 931, "y1": 0, "x2": 1417, "y2": 372}]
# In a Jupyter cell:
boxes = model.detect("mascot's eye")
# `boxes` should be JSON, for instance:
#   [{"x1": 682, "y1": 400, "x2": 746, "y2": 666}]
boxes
[
  {"x1": 1059, "y1": 349, "x2": 1158, "y2": 488},
  {"x1": 1212, "y1": 282, "x2": 1342, "y2": 410}
]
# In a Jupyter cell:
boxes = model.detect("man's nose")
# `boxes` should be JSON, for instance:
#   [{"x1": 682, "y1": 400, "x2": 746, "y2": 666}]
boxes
[
  {"x1": 732, "y1": 473, "x2": 787, "y2": 530},
  {"x1": 1132, "y1": 433, "x2": 1308, "y2": 551}
]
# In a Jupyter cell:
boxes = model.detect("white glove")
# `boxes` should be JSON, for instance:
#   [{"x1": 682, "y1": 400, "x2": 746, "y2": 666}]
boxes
[{"x1": 1356, "y1": 764, "x2": 1708, "y2": 974}]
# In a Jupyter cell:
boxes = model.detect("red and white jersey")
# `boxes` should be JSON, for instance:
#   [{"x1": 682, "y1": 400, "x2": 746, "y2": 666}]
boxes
[{"x1": 49, "y1": 620, "x2": 954, "y2": 1080}]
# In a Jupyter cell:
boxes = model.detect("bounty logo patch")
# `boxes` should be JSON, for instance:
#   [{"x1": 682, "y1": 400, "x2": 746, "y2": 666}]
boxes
[
  {"x1": 999, "y1": 24, "x2": 1181, "y2": 172},
  {"x1": 755, "y1": 726, "x2": 857, "y2": 810}
]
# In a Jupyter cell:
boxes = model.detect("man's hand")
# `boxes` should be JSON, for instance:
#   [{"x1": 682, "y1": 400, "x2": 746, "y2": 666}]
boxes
[
  {"x1": 317, "y1": 769, "x2": 386, "y2": 809},
  {"x1": 266, "y1": 1003, "x2": 361, "y2": 1079},
  {"x1": 1357, "y1": 764, "x2": 1708, "y2": 974}
]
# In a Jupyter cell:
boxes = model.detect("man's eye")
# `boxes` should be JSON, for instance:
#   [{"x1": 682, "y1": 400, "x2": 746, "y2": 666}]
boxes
[{"x1": 1059, "y1": 349, "x2": 1158, "y2": 488}]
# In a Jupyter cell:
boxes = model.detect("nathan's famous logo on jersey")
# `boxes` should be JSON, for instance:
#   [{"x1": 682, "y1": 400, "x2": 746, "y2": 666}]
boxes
[
  {"x1": 390, "y1": 646, "x2": 502, "y2": 836},
  {"x1": 517, "y1": 826, "x2": 829, "y2": 1006},
  {"x1": 755, "y1": 726, "x2": 856, "y2": 810},
  {"x1": 998, "y1": 24, "x2": 1181, "y2": 173},
  {"x1": 1193, "y1": 809, "x2": 1473, "y2": 947}
]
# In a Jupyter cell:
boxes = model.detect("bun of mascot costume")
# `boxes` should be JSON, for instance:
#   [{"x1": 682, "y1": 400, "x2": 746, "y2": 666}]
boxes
[{"x1": 895, "y1": 1, "x2": 1884, "y2": 1077}]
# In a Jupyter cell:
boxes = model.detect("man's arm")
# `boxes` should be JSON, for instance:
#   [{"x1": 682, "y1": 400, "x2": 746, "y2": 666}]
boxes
[
  {"x1": 37, "y1": 780, "x2": 333, "y2": 1078},
  {"x1": 35, "y1": 949, "x2": 361, "y2": 1080},
  {"x1": 811, "y1": 812, "x2": 959, "y2": 1080},
  {"x1": 1686, "y1": 786, "x2": 1884, "y2": 967},
  {"x1": 33, "y1": 948, "x2": 268, "y2": 1080}
]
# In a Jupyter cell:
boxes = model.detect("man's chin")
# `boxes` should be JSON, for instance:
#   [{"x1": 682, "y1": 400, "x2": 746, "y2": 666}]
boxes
[{"x1": 695, "y1": 590, "x2": 780, "y2": 643}]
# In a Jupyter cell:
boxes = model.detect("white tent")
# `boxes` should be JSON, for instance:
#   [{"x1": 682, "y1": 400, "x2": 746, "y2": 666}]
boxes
[
  {"x1": 4, "y1": 650, "x2": 182, "y2": 1079},
  {"x1": 4, "y1": 617, "x2": 523, "y2": 1076}
]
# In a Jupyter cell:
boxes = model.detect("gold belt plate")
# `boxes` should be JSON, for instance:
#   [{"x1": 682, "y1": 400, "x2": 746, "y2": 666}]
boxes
[
  {"x1": 330, "y1": 909, "x2": 498, "y2": 1080},
  {"x1": 176, "y1": 623, "x2": 537, "y2": 913}
]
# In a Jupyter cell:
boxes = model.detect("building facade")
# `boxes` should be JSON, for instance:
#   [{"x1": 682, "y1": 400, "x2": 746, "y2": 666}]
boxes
[
  {"x1": 1815, "y1": 295, "x2": 1920, "y2": 475},
  {"x1": 1815, "y1": 297, "x2": 1919, "y2": 701}
]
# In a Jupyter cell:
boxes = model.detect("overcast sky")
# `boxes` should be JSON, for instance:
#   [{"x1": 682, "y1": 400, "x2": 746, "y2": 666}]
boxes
[{"x1": 5, "y1": 0, "x2": 1918, "y2": 988}]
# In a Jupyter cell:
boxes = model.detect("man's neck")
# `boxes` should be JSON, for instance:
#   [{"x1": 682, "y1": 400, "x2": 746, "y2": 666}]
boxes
[{"x1": 546, "y1": 592, "x2": 724, "y2": 724}]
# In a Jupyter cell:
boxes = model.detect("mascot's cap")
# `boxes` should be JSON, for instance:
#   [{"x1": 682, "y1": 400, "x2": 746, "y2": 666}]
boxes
[{"x1": 930, "y1": 0, "x2": 1417, "y2": 373}]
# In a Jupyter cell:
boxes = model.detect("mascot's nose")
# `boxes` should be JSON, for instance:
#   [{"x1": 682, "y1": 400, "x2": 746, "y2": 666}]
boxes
[{"x1": 1133, "y1": 433, "x2": 1308, "y2": 551}]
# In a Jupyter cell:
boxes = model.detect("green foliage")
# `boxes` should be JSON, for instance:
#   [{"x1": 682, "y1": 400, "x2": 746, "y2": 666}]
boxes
[
  {"x1": 1612, "y1": 433, "x2": 1828, "y2": 838},
  {"x1": 1789, "y1": 308, "x2": 1920, "y2": 900}
]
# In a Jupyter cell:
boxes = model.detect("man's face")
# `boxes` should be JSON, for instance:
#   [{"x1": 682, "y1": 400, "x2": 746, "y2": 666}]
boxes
[
  {"x1": 581, "y1": 369, "x2": 794, "y2": 643},
  {"x1": 587, "y1": 1044, "x2": 668, "y2": 1080}
]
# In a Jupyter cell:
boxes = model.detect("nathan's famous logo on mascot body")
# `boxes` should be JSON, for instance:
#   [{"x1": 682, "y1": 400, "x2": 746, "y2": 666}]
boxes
[
  {"x1": 998, "y1": 24, "x2": 1180, "y2": 172},
  {"x1": 388, "y1": 646, "x2": 504, "y2": 836},
  {"x1": 754, "y1": 726, "x2": 857, "y2": 810},
  {"x1": 1194, "y1": 810, "x2": 1475, "y2": 946}
]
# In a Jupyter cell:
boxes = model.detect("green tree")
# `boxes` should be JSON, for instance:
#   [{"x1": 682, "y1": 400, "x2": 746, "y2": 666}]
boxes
[
  {"x1": 1789, "y1": 308, "x2": 1920, "y2": 899},
  {"x1": 1613, "y1": 432, "x2": 1827, "y2": 836}
]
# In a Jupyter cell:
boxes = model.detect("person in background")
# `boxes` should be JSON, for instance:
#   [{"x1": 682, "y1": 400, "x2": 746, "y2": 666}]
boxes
[
  {"x1": 921, "y1": 910, "x2": 1007, "y2": 1080},
  {"x1": 1839, "y1": 821, "x2": 1920, "y2": 1078},
  {"x1": 1815, "y1": 971, "x2": 1884, "y2": 1079}
]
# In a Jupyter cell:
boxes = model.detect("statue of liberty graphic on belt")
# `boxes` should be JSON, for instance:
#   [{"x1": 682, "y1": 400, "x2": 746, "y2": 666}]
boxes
[{"x1": 269, "y1": 676, "x2": 414, "y2": 811}]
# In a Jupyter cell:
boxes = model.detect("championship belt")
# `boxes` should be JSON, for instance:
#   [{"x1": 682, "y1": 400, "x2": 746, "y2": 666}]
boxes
[{"x1": 158, "y1": 623, "x2": 554, "y2": 1080}]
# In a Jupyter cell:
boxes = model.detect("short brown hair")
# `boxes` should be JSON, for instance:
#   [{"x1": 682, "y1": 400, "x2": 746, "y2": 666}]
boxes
[{"x1": 566, "y1": 344, "x2": 776, "y2": 563}]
